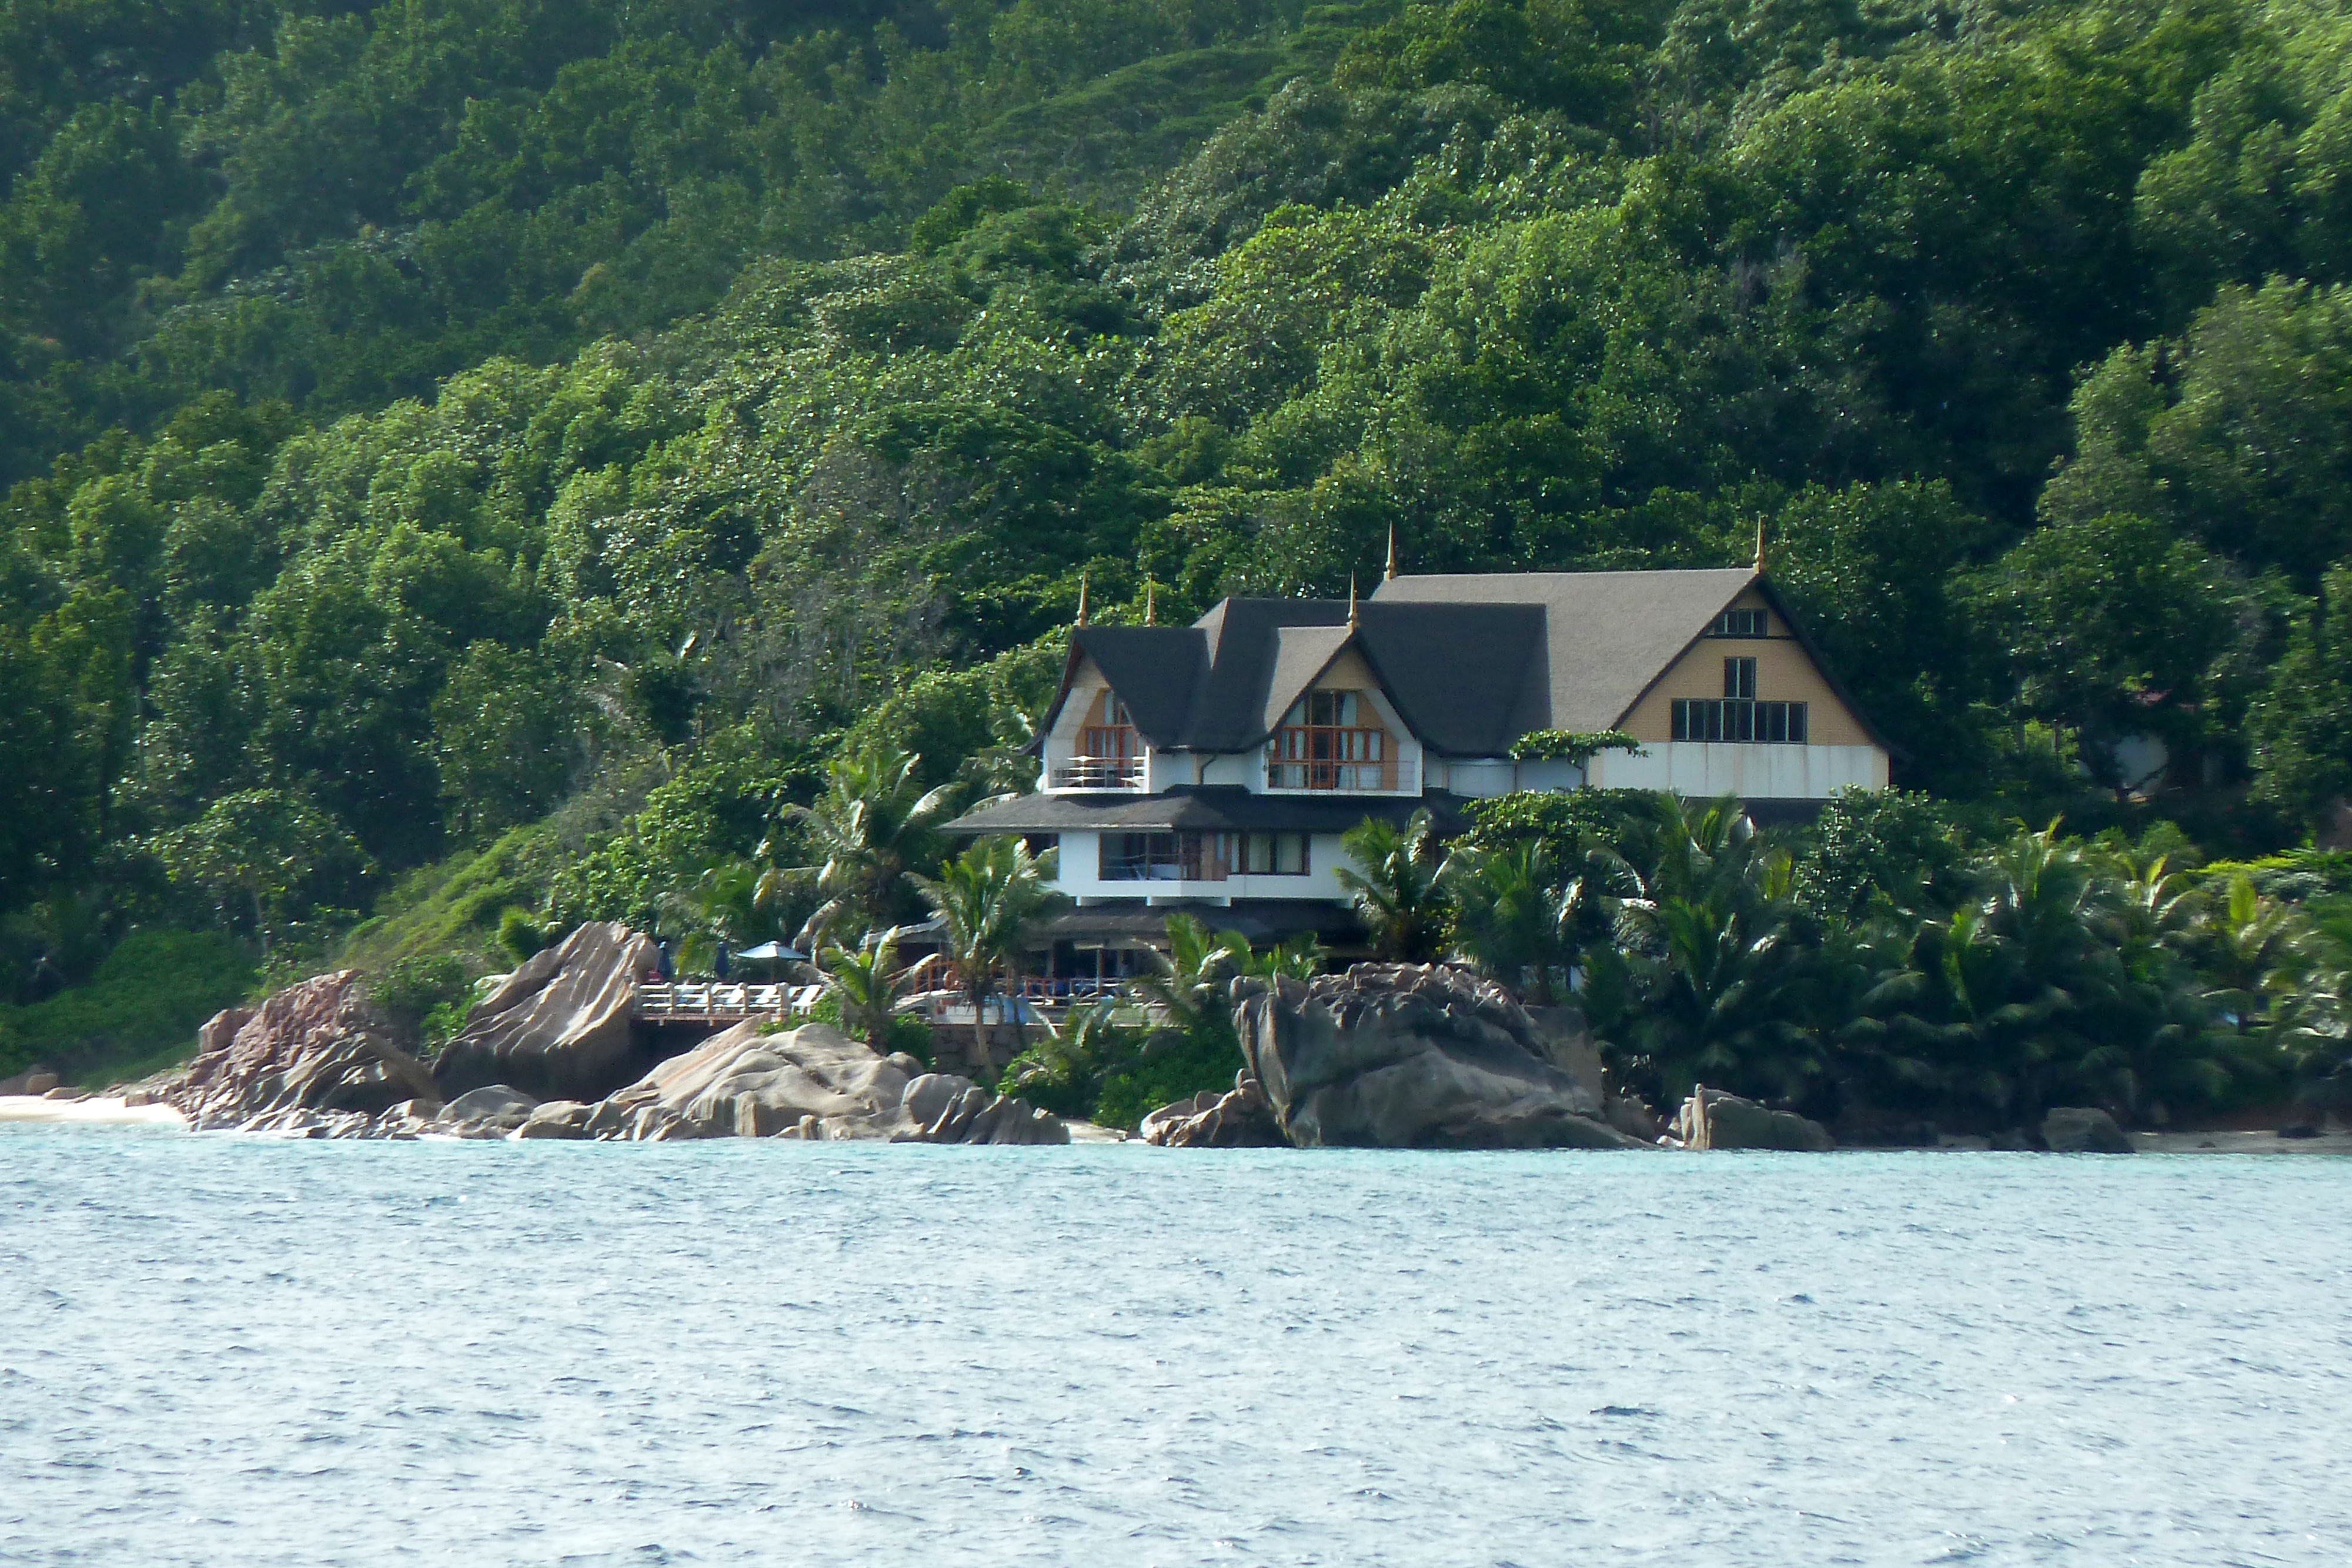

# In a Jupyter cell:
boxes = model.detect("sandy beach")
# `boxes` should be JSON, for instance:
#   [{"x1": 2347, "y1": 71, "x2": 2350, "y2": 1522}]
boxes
[
  {"x1": 0, "y1": 1094, "x2": 188, "y2": 1127},
  {"x1": 4, "y1": 1092, "x2": 2342, "y2": 1148}
]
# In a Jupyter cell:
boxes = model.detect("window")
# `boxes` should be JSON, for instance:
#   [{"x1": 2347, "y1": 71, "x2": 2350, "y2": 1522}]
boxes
[
  {"x1": 1056, "y1": 687, "x2": 1143, "y2": 787},
  {"x1": 1101, "y1": 833, "x2": 1215, "y2": 881},
  {"x1": 1269, "y1": 689, "x2": 1399, "y2": 790},
  {"x1": 1098, "y1": 833, "x2": 1308, "y2": 881},
  {"x1": 1237, "y1": 833, "x2": 1309, "y2": 875},
  {"x1": 1724, "y1": 657, "x2": 1758, "y2": 700},
  {"x1": 1304, "y1": 690, "x2": 1355, "y2": 727},
  {"x1": 1672, "y1": 699, "x2": 1809, "y2": 743},
  {"x1": 1710, "y1": 609, "x2": 1768, "y2": 638}
]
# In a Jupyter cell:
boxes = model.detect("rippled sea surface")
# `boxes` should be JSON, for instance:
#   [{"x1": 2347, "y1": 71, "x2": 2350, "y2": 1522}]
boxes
[{"x1": 4, "y1": 1131, "x2": 2348, "y2": 1567}]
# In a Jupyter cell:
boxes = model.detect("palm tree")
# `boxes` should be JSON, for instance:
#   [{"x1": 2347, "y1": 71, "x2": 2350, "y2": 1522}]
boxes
[
  {"x1": 913, "y1": 836, "x2": 1064, "y2": 1067},
  {"x1": 661, "y1": 857, "x2": 782, "y2": 974},
  {"x1": 1232, "y1": 932, "x2": 1324, "y2": 982},
  {"x1": 1131, "y1": 913, "x2": 1250, "y2": 1038},
  {"x1": 1441, "y1": 838, "x2": 1572, "y2": 1002},
  {"x1": 763, "y1": 739, "x2": 961, "y2": 947},
  {"x1": 1864, "y1": 824, "x2": 2185, "y2": 1127},
  {"x1": 1338, "y1": 809, "x2": 1449, "y2": 962},
  {"x1": 820, "y1": 928, "x2": 913, "y2": 1056},
  {"x1": 2192, "y1": 873, "x2": 2308, "y2": 1038},
  {"x1": 1616, "y1": 881, "x2": 1823, "y2": 1106}
]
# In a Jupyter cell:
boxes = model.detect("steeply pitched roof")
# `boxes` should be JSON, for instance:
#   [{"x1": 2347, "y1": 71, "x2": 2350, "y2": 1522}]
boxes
[
  {"x1": 1041, "y1": 565, "x2": 1876, "y2": 759},
  {"x1": 1051, "y1": 597, "x2": 1552, "y2": 757},
  {"x1": 1065, "y1": 626, "x2": 1205, "y2": 742},
  {"x1": 1372, "y1": 568, "x2": 1759, "y2": 733}
]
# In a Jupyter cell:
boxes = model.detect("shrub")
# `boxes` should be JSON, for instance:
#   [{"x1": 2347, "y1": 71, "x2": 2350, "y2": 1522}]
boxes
[
  {"x1": 1091, "y1": 1028, "x2": 1247, "y2": 1132},
  {"x1": 371, "y1": 952, "x2": 473, "y2": 1049},
  {"x1": 497, "y1": 907, "x2": 552, "y2": 964},
  {"x1": 0, "y1": 930, "x2": 254, "y2": 1081}
]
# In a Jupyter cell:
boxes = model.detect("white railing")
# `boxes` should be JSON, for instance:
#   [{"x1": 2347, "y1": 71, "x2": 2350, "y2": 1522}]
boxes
[
  {"x1": 1050, "y1": 755, "x2": 1145, "y2": 790},
  {"x1": 633, "y1": 982, "x2": 824, "y2": 1021},
  {"x1": 1264, "y1": 755, "x2": 1419, "y2": 793}
]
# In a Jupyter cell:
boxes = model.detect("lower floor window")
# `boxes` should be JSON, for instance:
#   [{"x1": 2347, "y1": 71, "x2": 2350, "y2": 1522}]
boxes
[
  {"x1": 1237, "y1": 831, "x2": 1308, "y2": 875},
  {"x1": 1100, "y1": 831, "x2": 1309, "y2": 881}
]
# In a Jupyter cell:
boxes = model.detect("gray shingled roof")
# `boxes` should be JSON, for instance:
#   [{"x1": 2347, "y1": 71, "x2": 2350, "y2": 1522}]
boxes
[
  {"x1": 1043, "y1": 567, "x2": 1793, "y2": 761},
  {"x1": 1372, "y1": 568, "x2": 1759, "y2": 734},
  {"x1": 1054, "y1": 598, "x2": 1552, "y2": 757}
]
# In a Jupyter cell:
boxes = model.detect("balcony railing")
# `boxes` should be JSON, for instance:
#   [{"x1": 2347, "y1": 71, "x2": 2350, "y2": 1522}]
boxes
[
  {"x1": 1265, "y1": 724, "x2": 1413, "y2": 792},
  {"x1": 633, "y1": 982, "x2": 821, "y2": 1021},
  {"x1": 1050, "y1": 755, "x2": 1145, "y2": 790}
]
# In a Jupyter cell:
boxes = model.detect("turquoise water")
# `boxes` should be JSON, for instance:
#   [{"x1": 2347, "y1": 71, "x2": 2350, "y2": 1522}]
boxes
[{"x1": 2, "y1": 1130, "x2": 2347, "y2": 1566}]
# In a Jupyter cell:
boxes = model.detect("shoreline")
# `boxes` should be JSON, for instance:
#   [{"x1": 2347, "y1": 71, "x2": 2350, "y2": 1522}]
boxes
[
  {"x1": 3, "y1": 1094, "x2": 2344, "y2": 1151},
  {"x1": 0, "y1": 1094, "x2": 188, "y2": 1127}
]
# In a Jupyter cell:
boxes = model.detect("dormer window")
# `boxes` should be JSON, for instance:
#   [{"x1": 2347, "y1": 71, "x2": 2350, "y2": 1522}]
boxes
[
  {"x1": 1268, "y1": 688, "x2": 1401, "y2": 790},
  {"x1": 1053, "y1": 688, "x2": 1144, "y2": 788}
]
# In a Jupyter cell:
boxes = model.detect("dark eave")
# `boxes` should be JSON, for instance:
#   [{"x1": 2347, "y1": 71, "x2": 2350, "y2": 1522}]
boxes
[{"x1": 943, "y1": 785, "x2": 1467, "y2": 836}]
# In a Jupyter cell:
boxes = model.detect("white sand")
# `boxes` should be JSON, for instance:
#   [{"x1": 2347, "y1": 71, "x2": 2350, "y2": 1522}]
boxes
[
  {"x1": 0, "y1": 1094, "x2": 186, "y2": 1127},
  {"x1": 2132, "y1": 1128, "x2": 2352, "y2": 1155}
]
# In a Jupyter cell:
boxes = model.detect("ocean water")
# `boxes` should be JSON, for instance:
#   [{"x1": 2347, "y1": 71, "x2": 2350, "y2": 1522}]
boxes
[{"x1": 2, "y1": 1131, "x2": 2346, "y2": 1567}]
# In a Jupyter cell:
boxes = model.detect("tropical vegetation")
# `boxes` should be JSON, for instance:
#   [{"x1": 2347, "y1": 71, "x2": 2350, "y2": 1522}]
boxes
[{"x1": 10, "y1": 0, "x2": 2352, "y2": 1107}]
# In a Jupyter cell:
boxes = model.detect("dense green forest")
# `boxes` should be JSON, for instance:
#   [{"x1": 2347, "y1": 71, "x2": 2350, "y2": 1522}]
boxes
[{"x1": 6, "y1": 0, "x2": 2352, "y2": 1119}]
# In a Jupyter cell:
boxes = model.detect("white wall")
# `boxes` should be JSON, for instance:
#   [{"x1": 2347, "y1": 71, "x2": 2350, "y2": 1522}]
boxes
[
  {"x1": 1585, "y1": 742, "x2": 1888, "y2": 797},
  {"x1": 1424, "y1": 757, "x2": 1585, "y2": 795},
  {"x1": 1050, "y1": 830, "x2": 1355, "y2": 906}
]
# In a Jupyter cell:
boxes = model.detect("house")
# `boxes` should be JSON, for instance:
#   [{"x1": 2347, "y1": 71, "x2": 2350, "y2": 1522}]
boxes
[{"x1": 941, "y1": 559, "x2": 1889, "y2": 979}]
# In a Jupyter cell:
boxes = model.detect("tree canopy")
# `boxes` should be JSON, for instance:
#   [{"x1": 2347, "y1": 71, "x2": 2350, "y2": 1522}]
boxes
[{"x1": 12, "y1": 0, "x2": 2352, "y2": 1070}]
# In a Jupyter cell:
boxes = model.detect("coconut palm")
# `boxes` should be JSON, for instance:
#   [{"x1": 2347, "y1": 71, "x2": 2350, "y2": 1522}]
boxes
[
  {"x1": 913, "y1": 835, "x2": 1064, "y2": 1066},
  {"x1": 998, "y1": 998, "x2": 1136, "y2": 1119},
  {"x1": 820, "y1": 928, "x2": 913, "y2": 1056},
  {"x1": 763, "y1": 739, "x2": 961, "y2": 947},
  {"x1": 1130, "y1": 913, "x2": 1250, "y2": 1037},
  {"x1": 1615, "y1": 881, "x2": 1823, "y2": 1106},
  {"x1": 2192, "y1": 873, "x2": 2309, "y2": 1037},
  {"x1": 1441, "y1": 838, "x2": 1573, "y2": 1002},
  {"x1": 1338, "y1": 809, "x2": 1449, "y2": 962},
  {"x1": 1231, "y1": 932, "x2": 1324, "y2": 982},
  {"x1": 661, "y1": 857, "x2": 784, "y2": 974}
]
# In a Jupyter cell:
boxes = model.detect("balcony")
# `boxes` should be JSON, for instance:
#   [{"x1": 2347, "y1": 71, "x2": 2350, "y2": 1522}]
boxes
[
  {"x1": 1265, "y1": 725, "x2": 1415, "y2": 793},
  {"x1": 1050, "y1": 755, "x2": 1145, "y2": 790}
]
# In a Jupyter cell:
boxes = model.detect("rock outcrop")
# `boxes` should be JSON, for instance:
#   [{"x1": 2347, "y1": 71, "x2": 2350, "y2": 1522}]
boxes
[
  {"x1": 2042, "y1": 1106, "x2": 2133, "y2": 1153},
  {"x1": 1232, "y1": 964, "x2": 1643, "y2": 1149},
  {"x1": 436, "y1": 1084, "x2": 540, "y2": 1136},
  {"x1": 0, "y1": 1066, "x2": 59, "y2": 1096},
  {"x1": 431, "y1": 921, "x2": 657, "y2": 1104},
  {"x1": 166, "y1": 974, "x2": 438, "y2": 1130},
  {"x1": 580, "y1": 1021, "x2": 1068, "y2": 1144},
  {"x1": 1140, "y1": 1074, "x2": 1287, "y2": 1148},
  {"x1": 1671, "y1": 1087, "x2": 1835, "y2": 1151}
]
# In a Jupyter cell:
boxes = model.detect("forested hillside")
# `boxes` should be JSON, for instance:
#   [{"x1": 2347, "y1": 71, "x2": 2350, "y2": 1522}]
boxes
[{"x1": 9, "y1": 0, "x2": 2352, "y2": 1086}]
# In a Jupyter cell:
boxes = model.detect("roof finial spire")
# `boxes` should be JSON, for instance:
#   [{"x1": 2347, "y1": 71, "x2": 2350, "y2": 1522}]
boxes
[
  {"x1": 1075, "y1": 570, "x2": 1090, "y2": 626},
  {"x1": 1384, "y1": 521, "x2": 1398, "y2": 582},
  {"x1": 1753, "y1": 517, "x2": 1766, "y2": 574},
  {"x1": 1347, "y1": 573, "x2": 1359, "y2": 627},
  {"x1": 1144, "y1": 579, "x2": 1155, "y2": 626}
]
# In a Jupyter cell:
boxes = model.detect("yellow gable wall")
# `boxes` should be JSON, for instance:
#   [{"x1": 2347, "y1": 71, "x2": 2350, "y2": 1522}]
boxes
[
  {"x1": 1304, "y1": 646, "x2": 1413, "y2": 737},
  {"x1": 1312, "y1": 646, "x2": 1382, "y2": 701},
  {"x1": 1617, "y1": 587, "x2": 1875, "y2": 747}
]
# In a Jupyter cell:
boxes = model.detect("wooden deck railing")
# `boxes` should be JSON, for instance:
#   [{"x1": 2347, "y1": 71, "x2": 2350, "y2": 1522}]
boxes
[{"x1": 632, "y1": 982, "x2": 825, "y2": 1022}]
